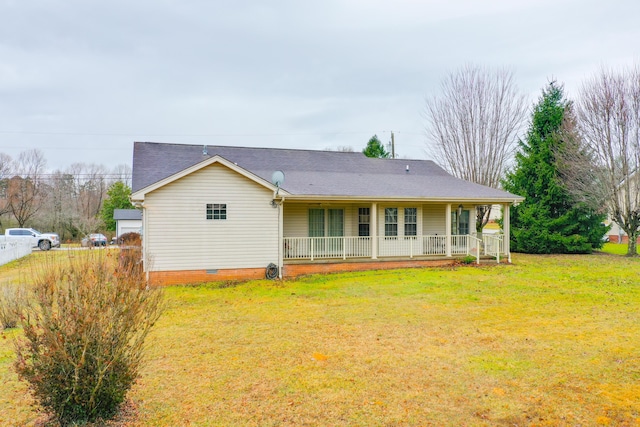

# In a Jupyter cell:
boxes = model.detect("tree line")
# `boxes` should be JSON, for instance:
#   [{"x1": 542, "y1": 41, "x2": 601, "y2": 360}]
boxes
[
  {"x1": 0, "y1": 149, "x2": 133, "y2": 241},
  {"x1": 424, "y1": 63, "x2": 640, "y2": 257}
]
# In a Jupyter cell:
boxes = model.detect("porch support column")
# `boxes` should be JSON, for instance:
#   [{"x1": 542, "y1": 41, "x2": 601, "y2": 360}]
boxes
[
  {"x1": 371, "y1": 202, "x2": 378, "y2": 259},
  {"x1": 445, "y1": 203, "x2": 452, "y2": 257},
  {"x1": 503, "y1": 203, "x2": 511, "y2": 263}
]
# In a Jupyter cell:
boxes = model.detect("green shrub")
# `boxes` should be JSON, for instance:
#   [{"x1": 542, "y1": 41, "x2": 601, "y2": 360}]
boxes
[
  {"x1": 461, "y1": 255, "x2": 476, "y2": 264},
  {"x1": 14, "y1": 251, "x2": 163, "y2": 426}
]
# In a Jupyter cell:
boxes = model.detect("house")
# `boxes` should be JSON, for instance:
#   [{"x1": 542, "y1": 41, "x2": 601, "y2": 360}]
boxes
[
  {"x1": 603, "y1": 170, "x2": 640, "y2": 244},
  {"x1": 131, "y1": 142, "x2": 524, "y2": 286},
  {"x1": 605, "y1": 219, "x2": 640, "y2": 244},
  {"x1": 113, "y1": 209, "x2": 142, "y2": 237}
]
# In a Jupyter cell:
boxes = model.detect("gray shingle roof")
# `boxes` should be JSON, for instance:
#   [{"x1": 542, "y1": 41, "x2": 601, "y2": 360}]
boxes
[
  {"x1": 132, "y1": 141, "x2": 523, "y2": 201},
  {"x1": 113, "y1": 209, "x2": 142, "y2": 220}
]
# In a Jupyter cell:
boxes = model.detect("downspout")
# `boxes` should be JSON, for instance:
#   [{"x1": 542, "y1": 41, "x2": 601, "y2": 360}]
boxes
[
  {"x1": 131, "y1": 199, "x2": 147, "y2": 283},
  {"x1": 278, "y1": 196, "x2": 285, "y2": 279},
  {"x1": 271, "y1": 183, "x2": 285, "y2": 280},
  {"x1": 143, "y1": 204, "x2": 148, "y2": 283}
]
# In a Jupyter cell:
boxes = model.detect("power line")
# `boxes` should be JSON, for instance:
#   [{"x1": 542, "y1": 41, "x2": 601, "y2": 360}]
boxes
[
  {"x1": 7, "y1": 173, "x2": 131, "y2": 176},
  {"x1": 0, "y1": 129, "x2": 425, "y2": 138},
  {"x1": 4, "y1": 174, "x2": 132, "y2": 179},
  {"x1": 0, "y1": 130, "x2": 380, "y2": 137}
]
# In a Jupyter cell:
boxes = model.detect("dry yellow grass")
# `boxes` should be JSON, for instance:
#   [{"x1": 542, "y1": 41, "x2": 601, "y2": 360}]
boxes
[{"x1": 1, "y1": 251, "x2": 640, "y2": 426}]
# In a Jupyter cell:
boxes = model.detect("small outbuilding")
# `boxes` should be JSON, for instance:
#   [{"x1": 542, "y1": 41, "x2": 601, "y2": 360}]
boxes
[{"x1": 113, "y1": 209, "x2": 142, "y2": 237}]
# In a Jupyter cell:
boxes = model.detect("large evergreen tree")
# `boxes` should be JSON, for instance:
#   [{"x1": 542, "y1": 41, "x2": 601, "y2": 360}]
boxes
[
  {"x1": 100, "y1": 181, "x2": 134, "y2": 231},
  {"x1": 502, "y1": 82, "x2": 608, "y2": 253},
  {"x1": 363, "y1": 135, "x2": 389, "y2": 158}
]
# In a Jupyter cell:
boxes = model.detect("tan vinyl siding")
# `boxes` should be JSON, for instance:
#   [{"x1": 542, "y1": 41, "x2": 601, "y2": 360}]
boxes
[
  {"x1": 283, "y1": 204, "x2": 308, "y2": 237},
  {"x1": 144, "y1": 163, "x2": 278, "y2": 271},
  {"x1": 344, "y1": 206, "x2": 355, "y2": 236},
  {"x1": 422, "y1": 204, "x2": 446, "y2": 235}
]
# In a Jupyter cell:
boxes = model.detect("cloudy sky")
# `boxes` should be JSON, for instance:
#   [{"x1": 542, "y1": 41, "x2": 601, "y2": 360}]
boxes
[{"x1": 1, "y1": 0, "x2": 639, "y2": 171}]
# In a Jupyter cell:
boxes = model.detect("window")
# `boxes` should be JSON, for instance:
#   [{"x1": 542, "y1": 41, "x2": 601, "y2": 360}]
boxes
[
  {"x1": 404, "y1": 207, "x2": 417, "y2": 236},
  {"x1": 309, "y1": 208, "x2": 345, "y2": 237},
  {"x1": 206, "y1": 203, "x2": 227, "y2": 220},
  {"x1": 328, "y1": 209, "x2": 344, "y2": 237},
  {"x1": 358, "y1": 207, "x2": 370, "y2": 237},
  {"x1": 451, "y1": 210, "x2": 470, "y2": 235},
  {"x1": 309, "y1": 209, "x2": 325, "y2": 237},
  {"x1": 385, "y1": 208, "x2": 398, "y2": 237},
  {"x1": 9, "y1": 229, "x2": 33, "y2": 236}
]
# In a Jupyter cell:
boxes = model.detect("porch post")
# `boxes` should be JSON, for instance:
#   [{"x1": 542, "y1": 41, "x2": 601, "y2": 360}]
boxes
[
  {"x1": 445, "y1": 203, "x2": 452, "y2": 257},
  {"x1": 471, "y1": 206, "x2": 477, "y2": 238},
  {"x1": 371, "y1": 202, "x2": 378, "y2": 259},
  {"x1": 503, "y1": 203, "x2": 511, "y2": 263}
]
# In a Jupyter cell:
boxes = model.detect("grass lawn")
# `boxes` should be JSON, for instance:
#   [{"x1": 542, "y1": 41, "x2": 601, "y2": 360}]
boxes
[
  {"x1": 601, "y1": 242, "x2": 640, "y2": 256},
  {"x1": 1, "y1": 251, "x2": 640, "y2": 426}
]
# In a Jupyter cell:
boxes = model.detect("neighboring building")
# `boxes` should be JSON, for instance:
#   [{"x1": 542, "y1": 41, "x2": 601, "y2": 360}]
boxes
[
  {"x1": 604, "y1": 171, "x2": 640, "y2": 244},
  {"x1": 605, "y1": 219, "x2": 640, "y2": 244},
  {"x1": 131, "y1": 142, "x2": 524, "y2": 286},
  {"x1": 113, "y1": 209, "x2": 142, "y2": 237}
]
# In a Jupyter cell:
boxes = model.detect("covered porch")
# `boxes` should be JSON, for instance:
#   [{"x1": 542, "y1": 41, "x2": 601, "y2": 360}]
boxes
[
  {"x1": 278, "y1": 201, "x2": 512, "y2": 266},
  {"x1": 283, "y1": 233, "x2": 506, "y2": 262}
]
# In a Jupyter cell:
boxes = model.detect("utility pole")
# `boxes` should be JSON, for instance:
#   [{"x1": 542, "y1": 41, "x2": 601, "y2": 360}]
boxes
[{"x1": 390, "y1": 131, "x2": 395, "y2": 158}]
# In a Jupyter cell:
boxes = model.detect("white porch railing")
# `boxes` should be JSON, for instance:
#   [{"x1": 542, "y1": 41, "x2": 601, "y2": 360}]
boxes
[
  {"x1": 284, "y1": 237, "x2": 371, "y2": 260},
  {"x1": 451, "y1": 235, "x2": 472, "y2": 255},
  {"x1": 468, "y1": 235, "x2": 482, "y2": 264},
  {"x1": 377, "y1": 235, "x2": 448, "y2": 257},
  {"x1": 422, "y1": 235, "x2": 447, "y2": 255},
  {"x1": 0, "y1": 239, "x2": 32, "y2": 266},
  {"x1": 283, "y1": 234, "x2": 501, "y2": 261},
  {"x1": 483, "y1": 234, "x2": 504, "y2": 263}
]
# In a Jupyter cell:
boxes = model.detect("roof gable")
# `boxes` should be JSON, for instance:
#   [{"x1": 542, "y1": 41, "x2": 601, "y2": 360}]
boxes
[{"x1": 131, "y1": 152, "x2": 284, "y2": 200}]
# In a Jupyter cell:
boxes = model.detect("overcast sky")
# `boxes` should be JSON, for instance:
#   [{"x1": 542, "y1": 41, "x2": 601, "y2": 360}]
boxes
[{"x1": 1, "y1": 0, "x2": 639, "y2": 171}]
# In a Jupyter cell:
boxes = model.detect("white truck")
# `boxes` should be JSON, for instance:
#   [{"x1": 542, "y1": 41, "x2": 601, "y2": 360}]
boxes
[{"x1": 3, "y1": 228, "x2": 60, "y2": 251}]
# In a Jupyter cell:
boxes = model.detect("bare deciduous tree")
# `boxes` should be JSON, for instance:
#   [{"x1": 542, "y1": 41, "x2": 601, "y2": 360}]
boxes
[
  {"x1": 336, "y1": 146, "x2": 354, "y2": 152},
  {"x1": 0, "y1": 150, "x2": 132, "y2": 238},
  {"x1": 324, "y1": 146, "x2": 355, "y2": 153},
  {"x1": 424, "y1": 64, "x2": 528, "y2": 232},
  {"x1": 569, "y1": 65, "x2": 640, "y2": 256},
  {"x1": 0, "y1": 153, "x2": 14, "y2": 224},
  {"x1": 7, "y1": 149, "x2": 47, "y2": 227},
  {"x1": 39, "y1": 171, "x2": 78, "y2": 239},
  {"x1": 112, "y1": 163, "x2": 132, "y2": 187},
  {"x1": 0, "y1": 153, "x2": 12, "y2": 182},
  {"x1": 65, "y1": 163, "x2": 109, "y2": 235}
]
